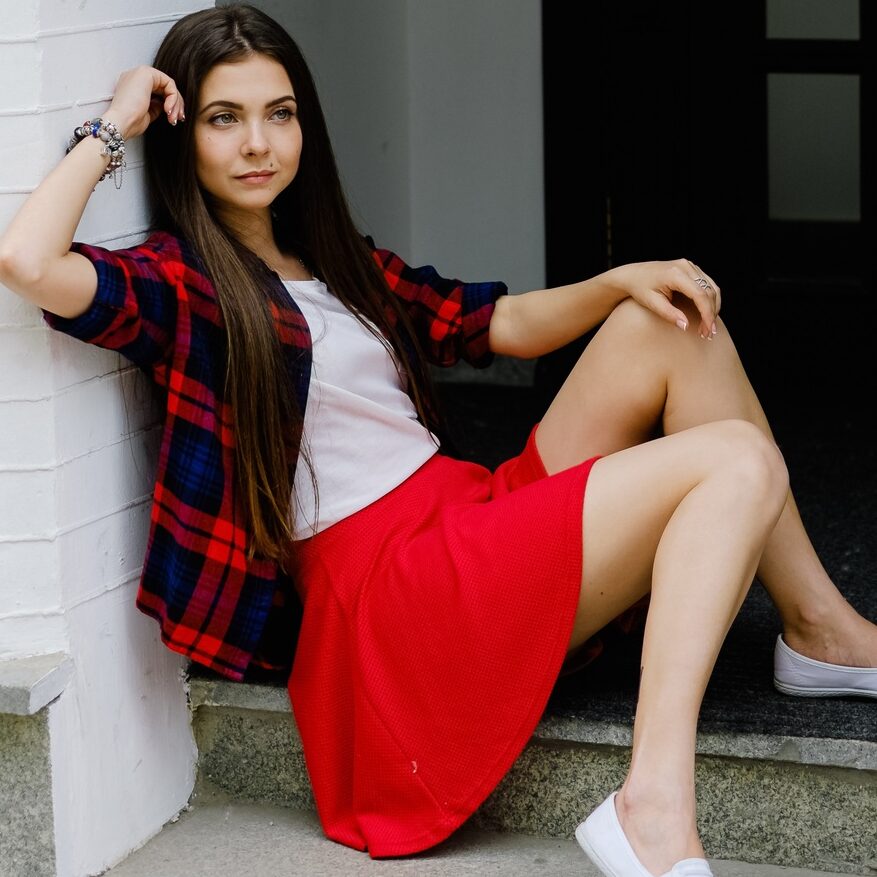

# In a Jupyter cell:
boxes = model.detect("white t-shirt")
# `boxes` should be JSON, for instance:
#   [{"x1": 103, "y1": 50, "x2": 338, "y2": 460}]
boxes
[{"x1": 284, "y1": 279, "x2": 439, "y2": 540}]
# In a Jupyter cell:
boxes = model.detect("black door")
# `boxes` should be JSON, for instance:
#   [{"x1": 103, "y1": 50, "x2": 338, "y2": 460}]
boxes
[{"x1": 538, "y1": 1, "x2": 875, "y2": 428}]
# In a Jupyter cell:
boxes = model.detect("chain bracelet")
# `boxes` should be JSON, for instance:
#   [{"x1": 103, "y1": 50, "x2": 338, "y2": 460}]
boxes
[{"x1": 66, "y1": 117, "x2": 126, "y2": 189}]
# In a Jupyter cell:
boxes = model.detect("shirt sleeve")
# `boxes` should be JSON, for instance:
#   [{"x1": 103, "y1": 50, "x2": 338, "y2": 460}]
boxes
[
  {"x1": 367, "y1": 237, "x2": 507, "y2": 369},
  {"x1": 41, "y1": 231, "x2": 179, "y2": 373}
]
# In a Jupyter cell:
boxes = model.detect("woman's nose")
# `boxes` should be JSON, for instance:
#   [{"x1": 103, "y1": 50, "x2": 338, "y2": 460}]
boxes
[{"x1": 242, "y1": 123, "x2": 270, "y2": 155}]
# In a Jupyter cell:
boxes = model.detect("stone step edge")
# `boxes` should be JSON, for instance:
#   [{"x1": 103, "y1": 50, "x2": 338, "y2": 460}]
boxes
[
  {"x1": 0, "y1": 651, "x2": 73, "y2": 716},
  {"x1": 186, "y1": 677, "x2": 877, "y2": 772}
]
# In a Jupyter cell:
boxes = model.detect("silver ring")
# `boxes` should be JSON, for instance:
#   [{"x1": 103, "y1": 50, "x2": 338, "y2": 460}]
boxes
[{"x1": 694, "y1": 277, "x2": 711, "y2": 290}]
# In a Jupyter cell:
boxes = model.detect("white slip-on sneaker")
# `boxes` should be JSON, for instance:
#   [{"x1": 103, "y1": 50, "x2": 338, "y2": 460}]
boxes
[
  {"x1": 575, "y1": 791, "x2": 714, "y2": 877},
  {"x1": 774, "y1": 634, "x2": 877, "y2": 699}
]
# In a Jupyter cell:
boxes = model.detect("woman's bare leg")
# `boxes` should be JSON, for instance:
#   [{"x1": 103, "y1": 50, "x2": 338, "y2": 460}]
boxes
[
  {"x1": 536, "y1": 297, "x2": 877, "y2": 667},
  {"x1": 564, "y1": 420, "x2": 788, "y2": 873}
]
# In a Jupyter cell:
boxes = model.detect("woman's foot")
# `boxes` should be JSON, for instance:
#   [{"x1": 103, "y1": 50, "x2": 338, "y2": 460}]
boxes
[
  {"x1": 774, "y1": 634, "x2": 877, "y2": 699},
  {"x1": 576, "y1": 788, "x2": 712, "y2": 876},
  {"x1": 783, "y1": 602, "x2": 877, "y2": 669}
]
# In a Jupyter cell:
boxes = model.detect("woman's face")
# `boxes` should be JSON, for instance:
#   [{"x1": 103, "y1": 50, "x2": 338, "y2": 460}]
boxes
[{"x1": 194, "y1": 53, "x2": 302, "y2": 223}]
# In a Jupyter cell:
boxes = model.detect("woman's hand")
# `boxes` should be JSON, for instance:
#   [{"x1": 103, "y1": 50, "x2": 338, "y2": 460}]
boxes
[
  {"x1": 606, "y1": 259, "x2": 721, "y2": 339},
  {"x1": 105, "y1": 66, "x2": 185, "y2": 141}
]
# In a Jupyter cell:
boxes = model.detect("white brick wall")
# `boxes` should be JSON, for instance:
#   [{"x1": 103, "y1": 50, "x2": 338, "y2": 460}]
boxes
[{"x1": 0, "y1": 3, "x2": 208, "y2": 874}]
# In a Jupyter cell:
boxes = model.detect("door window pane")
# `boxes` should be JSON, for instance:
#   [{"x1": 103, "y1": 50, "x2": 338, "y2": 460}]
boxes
[
  {"x1": 767, "y1": 0, "x2": 859, "y2": 40},
  {"x1": 768, "y1": 73, "x2": 860, "y2": 221}
]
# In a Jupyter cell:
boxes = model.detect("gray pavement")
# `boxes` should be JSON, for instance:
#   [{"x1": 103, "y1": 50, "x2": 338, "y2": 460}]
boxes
[{"x1": 100, "y1": 800, "x2": 862, "y2": 877}]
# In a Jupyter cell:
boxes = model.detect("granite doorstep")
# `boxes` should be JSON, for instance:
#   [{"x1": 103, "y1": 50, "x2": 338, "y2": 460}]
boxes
[
  {"x1": 192, "y1": 706, "x2": 313, "y2": 811},
  {"x1": 190, "y1": 695, "x2": 877, "y2": 875},
  {"x1": 187, "y1": 677, "x2": 291, "y2": 715},
  {"x1": 100, "y1": 800, "x2": 864, "y2": 877},
  {"x1": 535, "y1": 715, "x2": 877, "y2": 772},
  {"x1": 0, "y1": 653, "x2": 72, "y2": 716},
  {"x1": 0, "y1": 710, "x2": 56, "y2": 877},
  {"x1": 472, "y1": 740, "x2": 877, "y2": 876},
  {"x1": 188, "y1": 675, "x2": 877, "y2": 773}
]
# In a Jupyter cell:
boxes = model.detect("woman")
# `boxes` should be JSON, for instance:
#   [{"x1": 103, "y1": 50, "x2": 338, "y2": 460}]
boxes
[{"x1": 0, "y1": 5, "x2": 873, "y2": 876}]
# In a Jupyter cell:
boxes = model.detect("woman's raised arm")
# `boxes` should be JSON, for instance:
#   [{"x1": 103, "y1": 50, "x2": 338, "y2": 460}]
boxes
[
  {"x1": 488, "y1": 258, "x2": 723, "y2": 360},
  {"x1": 0, "y1": 66, "x2": 184, "y2": 318}
]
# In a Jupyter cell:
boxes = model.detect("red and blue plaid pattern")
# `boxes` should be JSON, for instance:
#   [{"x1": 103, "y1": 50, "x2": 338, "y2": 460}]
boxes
[
  {"x1": 42, "y1": 230, "x2": 506, "y2": 680},
  {"x1": 367, "y1": 237, "x2": 501, "y2": 369}
]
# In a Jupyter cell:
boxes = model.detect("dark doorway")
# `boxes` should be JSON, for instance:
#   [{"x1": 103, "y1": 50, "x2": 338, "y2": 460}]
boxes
[{"x1": 538, "y1": 1, "x2": 875, "y2": 431}]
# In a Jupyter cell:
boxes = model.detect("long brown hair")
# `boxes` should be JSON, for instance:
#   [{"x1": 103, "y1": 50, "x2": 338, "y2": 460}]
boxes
[{"x1": 143, "y1": 3, "x2": 447, "y2": 566}]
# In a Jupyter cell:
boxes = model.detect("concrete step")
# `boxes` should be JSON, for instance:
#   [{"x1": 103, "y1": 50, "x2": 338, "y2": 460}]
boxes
[
  {"x1": 186, "y1": 677, "x2": 877, "y2": 876},
  {"x1": 101, "y1": 798, "x2": 861, "y2": 877}
]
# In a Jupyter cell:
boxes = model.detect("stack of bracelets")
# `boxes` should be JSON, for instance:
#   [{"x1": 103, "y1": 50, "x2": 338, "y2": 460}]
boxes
[{"x1": 66, "y1": 117, "x2": 126, "y2": 189}]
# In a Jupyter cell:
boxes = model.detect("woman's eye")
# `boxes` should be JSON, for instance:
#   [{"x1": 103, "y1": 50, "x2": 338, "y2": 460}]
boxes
[{"x1": 209, "y1": 108, "x2": 294, "y2": 126}]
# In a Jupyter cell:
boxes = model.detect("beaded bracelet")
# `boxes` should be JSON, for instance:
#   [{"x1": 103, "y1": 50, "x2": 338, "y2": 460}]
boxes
[{"x1": 66, "y1": 117, "x2": 126, "y2": 189}]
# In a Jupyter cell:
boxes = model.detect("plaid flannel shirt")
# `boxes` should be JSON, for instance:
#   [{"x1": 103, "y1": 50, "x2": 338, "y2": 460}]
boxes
[{"x1": 42, "y1": 230, "x2": 506, "y2": 681}]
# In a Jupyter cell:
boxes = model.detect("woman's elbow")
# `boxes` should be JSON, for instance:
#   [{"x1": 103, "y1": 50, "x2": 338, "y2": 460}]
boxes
[
  {"x1": 0, "y1": 244, "x2": 43, "y2": 292},
  {"x1": 488, "y1": 296, "x2": 523, "y2": 357}
]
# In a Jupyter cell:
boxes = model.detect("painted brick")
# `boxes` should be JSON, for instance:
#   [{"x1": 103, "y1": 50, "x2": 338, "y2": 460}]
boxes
[
  {"x1": 37, "y1": 0, "x2": 212, "y2": 35},
  {"x1": 0, "y1": 468, "x2": 54, "y2": 539},
  {"x1": 0, "y1": 398, "x2": 54, "y2": 465},
  {"x1": 40, "y1": 23, "x2": 185, "y2": 108},
  {"x1": 0, "y1": 614, "x2": 67, "y2": 660},
  {"x1": 0, "y1": 326, "x2": 52, "y2": 400},
  {"x1": 51, "y1": 587, "x2": 195, "y2": 877},
  {"x1": 0, "y1": 3, "x2": 38, "y2": 37},
  {"x1": 0, "y1": 540, "x2": 58, "y2": 616},
  {"x1": 1, "y1": 3, "x2": 200, "y2": 873},
  {"x1": 54, "y1": 369, "x2": 161, "y2": 464},
  {"x1": 70, "y1": 163, "x2": 151, "y2": 245},
  {"x1": 0, "y1": 285, "x2": 49, "y2": 329},
  {"x1": 56, "y1": 502, "x2": 151, "y2": 611},
  {"x1": 0, "y1": 43, "x2": 41, "y2": 108},
  {"x1": 0, "y1": 114, "x2": 46, "y2": 191},
  {"x1": 0, "y1": 193, "x2": 32, "y2": 236},
  {"x1": 48, "y1": 331, "x2": 121, "y2": 395},
  {"x1": 54, "y1": 430, "x2": 160, "y2": 532}
]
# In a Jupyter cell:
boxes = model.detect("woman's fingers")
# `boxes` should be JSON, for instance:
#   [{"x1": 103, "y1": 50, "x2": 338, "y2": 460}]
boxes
[
  {"x1": 644, "y1": 289, "x2": 693, "y2": 332},
  {"x1": 693, "y1": 263, "x2": 720, "y2": 294},
  {"x1": 109, "y1": 66, "x2": 184, "y2": 137},
  {"x1": 152, "y1": 68, "x2": 184, "y2": 124},
  {"x1": 616, "y1": 258, "x2": 722, "y2": 339},
  {"x1": 678, "y1": 259, "x2": 720, "y2": 338},
  {"x1": 688, "y1": 260, "x2": 721, "y2": 310}
]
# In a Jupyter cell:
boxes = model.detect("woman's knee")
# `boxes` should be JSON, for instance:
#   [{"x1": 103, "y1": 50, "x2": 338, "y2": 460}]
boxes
[
  {"x1": 602, "y1": 297, "x2": 664, "y2": 338},
  {"x1": 706, "y1": 419, "x2": 789, "y2": 509},
  {"x1": 602, "y1": 294, "x2": 731, "y2": 347}
]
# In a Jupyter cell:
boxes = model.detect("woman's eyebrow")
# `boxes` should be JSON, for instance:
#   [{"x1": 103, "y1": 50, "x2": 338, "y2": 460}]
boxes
[{"x1": 200, "y1": 95, "x2": 297, "y2": 114}]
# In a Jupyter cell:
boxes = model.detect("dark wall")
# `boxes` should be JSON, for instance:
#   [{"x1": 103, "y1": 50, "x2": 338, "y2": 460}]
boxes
[{"x1": 539, "y1": 1, "x2": 875, "y2": 430}]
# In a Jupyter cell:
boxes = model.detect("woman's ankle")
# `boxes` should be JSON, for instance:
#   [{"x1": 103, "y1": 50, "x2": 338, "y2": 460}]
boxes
[
  {"x1": 615, "y1": 781, "x2": 705, "y2": 871},
  {"x1": 617, "y1": 779, "x2": 696, "y2": 825},
  {"x1": 783, "y1": 605, "x2": 877, "y2": 667}
]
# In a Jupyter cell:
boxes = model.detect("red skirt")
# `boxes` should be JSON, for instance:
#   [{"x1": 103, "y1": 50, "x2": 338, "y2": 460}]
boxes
[{"x1": 287, "y1": 421, "x2": 600, "y2": 858}]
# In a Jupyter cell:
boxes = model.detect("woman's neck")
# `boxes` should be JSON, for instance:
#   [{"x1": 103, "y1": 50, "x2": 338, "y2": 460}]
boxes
[
  {"x1": 213, "y1": 205, "x2": 309, "y2": 278},
  {"x1": 216, "y1": 204, "x2": 278, "y2": 262}
]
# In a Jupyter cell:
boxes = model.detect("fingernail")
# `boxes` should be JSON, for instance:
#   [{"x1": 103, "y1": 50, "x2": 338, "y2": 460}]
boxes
[
  {"x1": 676, "y1": 319, "x2": 688, "y2": 331},
  {"x1": 711, "y1": 322, "x2": 717, "y2": 335},
  {"x1": 170, "y1": 118, "x2": 177, "y2": 126}
]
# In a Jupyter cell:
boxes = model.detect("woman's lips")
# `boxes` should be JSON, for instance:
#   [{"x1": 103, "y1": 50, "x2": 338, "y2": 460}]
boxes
[{"x1": 236, "y1": 173, "x2": 275, "y2": 185}]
